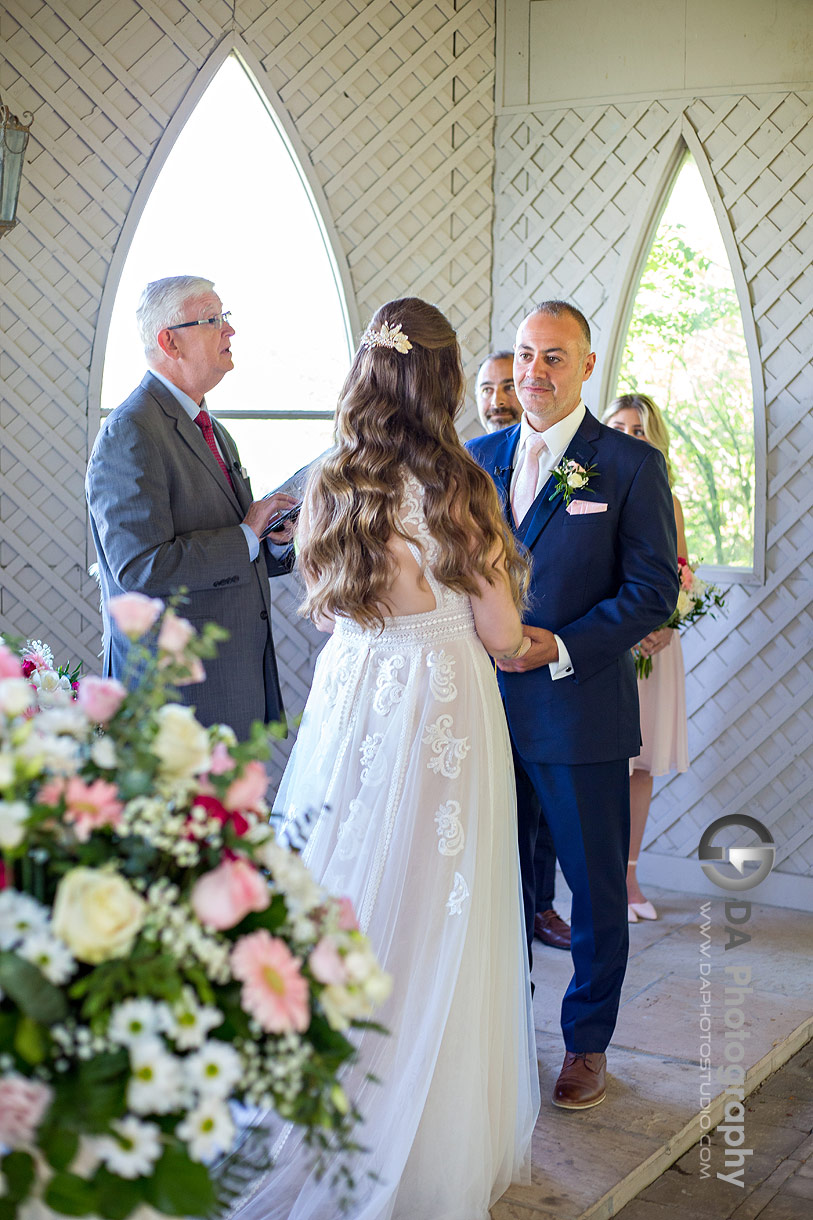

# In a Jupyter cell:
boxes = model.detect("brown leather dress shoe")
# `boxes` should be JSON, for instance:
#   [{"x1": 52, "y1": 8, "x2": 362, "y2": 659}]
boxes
[
  {"x1": 552, "y1": 1051, "x2": 607, "y2": 1109},
  {"x1": 533, "y1": 908, "x2": 571, "y2": 950}
]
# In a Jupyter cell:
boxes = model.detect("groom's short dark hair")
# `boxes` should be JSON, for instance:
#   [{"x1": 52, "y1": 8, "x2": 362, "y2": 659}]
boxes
[{"x1": 531, "y1": 300, "x2": 592, "y2": 350}]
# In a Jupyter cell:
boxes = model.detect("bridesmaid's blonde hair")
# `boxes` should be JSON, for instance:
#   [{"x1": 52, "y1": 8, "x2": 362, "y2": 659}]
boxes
[
  {"x1": 298, "y1": 298, "x2": 529, "y2": 630},
  {"x1": 603, "y1": 393, "x2": 675, "y2": 487}
]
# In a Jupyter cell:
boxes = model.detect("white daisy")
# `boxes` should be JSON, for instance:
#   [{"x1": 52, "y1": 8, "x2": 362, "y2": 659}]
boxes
[
  {"x1": 18, "y1": 931, "x2": 76, "y2": 984},
  {"x1": 127, "y1": 1039, "x2": 184, "y2": 1115},
  {"x1": 176, "y1": 1098, "x2": 235, "y2": 1163},
  {"x1": 165, "y1": 990, "x2": 223, "y2": 1051},
  {"x1": 95, "y1": 1116, "x2": 162, "y2": 1179},
  {"x1": 0, "y1": 890, "x2": 49, "y2": 950},
  {"x1": 108, "y1": 999, "x2": 170, "y2": 1048},
  {"x1": 185, "y1": 1041, "x2": 242, "y2": 1099}
]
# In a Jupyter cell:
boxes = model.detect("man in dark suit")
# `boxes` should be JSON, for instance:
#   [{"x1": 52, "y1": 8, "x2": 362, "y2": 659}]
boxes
[
  {"x1": 468, "y1": 301, "x2": 677, "y2": 1109},
  {"x1": 86, "y1": 275, "x2": 296, "y2": 742}
]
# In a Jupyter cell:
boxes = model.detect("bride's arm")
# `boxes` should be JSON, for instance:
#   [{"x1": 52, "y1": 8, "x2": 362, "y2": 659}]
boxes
[
  {"x1": 469, "y1": 541, "x2": 529, "y2": 661},
  {"x1": 295, "y1": 492, "x2": 335, "y2": 634}
]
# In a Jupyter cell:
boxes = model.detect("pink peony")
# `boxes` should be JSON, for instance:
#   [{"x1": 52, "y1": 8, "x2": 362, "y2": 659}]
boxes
[
  {"x1": 63, "y1": 776, "x2": 124, "y2": 841},
  {"x1": 109, "y1": 593, "x2": 164, "y2": 639},
  {"x1": 225, "y1": 761, "x2": 268, "y2": 813},
  {"x1": 208, "y1": 742, "x2": 235, "y2": 775},
  {"x1": 0, "y1": 1075, "x2": 52, "y2": 1146},
  {"x1": 336, "y1": 896, "x2": 360, "y2": 932},
  {"x1": 0, "y1": 646, "x2": 23, "y2": 679},
  {"x1": 77, "y1": 675, "x2": 126, "y2": 724},
  {"x1": 157, "y1": 610, "x2": 196, "y2": 656},
  {"x1": 231, "y1": 930, "x2": 310, "y2": 1033},
  {"x1": 191, "y1": 858, "x2": 270, "y2": 930},
  {"x1": 309, "y1": 935, "x2": 347, "y2": 986}
]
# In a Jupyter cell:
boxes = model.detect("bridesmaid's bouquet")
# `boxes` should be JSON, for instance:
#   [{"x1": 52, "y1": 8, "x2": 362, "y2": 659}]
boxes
[
  {"x1": 634, "y1": 557, "x2": 727, "y2": 678},
  {"x1": 0, "y1": 595, "x2": 390, "y2": 1220}
]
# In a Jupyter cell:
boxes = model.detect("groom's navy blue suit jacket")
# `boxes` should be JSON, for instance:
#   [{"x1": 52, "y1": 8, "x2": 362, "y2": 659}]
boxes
[{"x1": 467, "y1": 409, "x2": 678, "y2": 765}]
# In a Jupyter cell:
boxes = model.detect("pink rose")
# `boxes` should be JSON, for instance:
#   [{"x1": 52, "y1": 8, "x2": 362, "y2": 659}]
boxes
[
  {"x1": 209, "y1": 742, "x2": 235, "y2": 775},
  {"x1": 336, "y1": 896, "x2": 360, "y2": 931},
  {"x1": 77, "y1": 676, "x2": 127, "y2": 724},
  {"x1": 157, "y1": 610, "x2": 196, "y2": 656},
  {"x1": 191, "y1": 858, "x2": 270, "y2": 930},
  {"x1": 172, "y1": 655, "x2": 206, "y2": 687},
  {"x1": 309, "y1": 935, "x2": 347, "y2": 986},
  {"x1": 225, "y1": 761, "x2": 268, "y2": 813},
  {"x1": 0, "y1": 1075, "x2": 52, "y2": 1146},
  {"x1": 0, "y1": 646, "x2": 23, "y2": 679},
  {"x1": 109, "y1": 593, "x2": 164, "y2": 639}
]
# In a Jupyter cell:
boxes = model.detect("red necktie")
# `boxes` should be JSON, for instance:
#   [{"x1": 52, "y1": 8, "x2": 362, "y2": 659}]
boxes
[{"x1": 194, "y1": 409, "x2": 234, "y2": 490}]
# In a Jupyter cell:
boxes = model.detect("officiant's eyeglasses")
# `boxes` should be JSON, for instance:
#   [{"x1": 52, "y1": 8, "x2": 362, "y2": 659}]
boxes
[{"x1": 166, "y1": 311, "x2": 232, "y2": 330}]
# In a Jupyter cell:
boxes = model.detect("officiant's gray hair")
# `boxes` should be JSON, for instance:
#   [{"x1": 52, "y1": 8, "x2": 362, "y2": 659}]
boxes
[{"x1": 137, "y1": 275, "x2": 216, "y2": 357}]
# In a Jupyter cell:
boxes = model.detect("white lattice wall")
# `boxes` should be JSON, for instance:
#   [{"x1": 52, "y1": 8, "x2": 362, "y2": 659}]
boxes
[
  {"x1": 0, "y1": 0, "x2": 497, "y2": 785},
  {"x1": 493, "y1": 90, "x2": 813, "y2": 908}
]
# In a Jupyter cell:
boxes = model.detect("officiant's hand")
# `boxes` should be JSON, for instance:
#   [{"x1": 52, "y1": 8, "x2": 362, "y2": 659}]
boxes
[
  {"x1": 244, "y1": 493, "x2": 298, "y2": 543},
  {"x1": 496, "y1": 624, "x2": 558, "y2": 672}
]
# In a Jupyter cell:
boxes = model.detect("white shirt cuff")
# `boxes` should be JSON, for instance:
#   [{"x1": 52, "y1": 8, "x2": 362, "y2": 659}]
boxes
[
  {"x1": 240, "y1": 522, "x2": 260, "y2": 562},
  {"x1": 549, "y1": 634, "x2": 574, "y2": 681}
]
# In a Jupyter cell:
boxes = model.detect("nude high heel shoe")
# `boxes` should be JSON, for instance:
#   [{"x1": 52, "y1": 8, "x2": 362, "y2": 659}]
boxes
[{"x1": 627, "y1": 861, "x2": 658, "y2": 921}]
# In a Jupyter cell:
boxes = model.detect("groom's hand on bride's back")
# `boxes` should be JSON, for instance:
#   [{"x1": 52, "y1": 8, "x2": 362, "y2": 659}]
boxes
[{"x1": 496, "y1": 625, "x2": 558, "y2": 672}]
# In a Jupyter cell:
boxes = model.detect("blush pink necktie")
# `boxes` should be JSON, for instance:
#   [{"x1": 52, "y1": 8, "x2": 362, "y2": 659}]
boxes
[
  {"x1": 194, "y1": 409, "x2": 234, "y2": 491},
  {"x1": 511, "y1": 432, "x2": 548, "y2": 525}
]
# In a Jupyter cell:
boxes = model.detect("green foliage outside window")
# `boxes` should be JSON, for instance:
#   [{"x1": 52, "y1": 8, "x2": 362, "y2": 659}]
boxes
[{"x1": 616, "y1": 157, "x2": 755, "y2": 568}]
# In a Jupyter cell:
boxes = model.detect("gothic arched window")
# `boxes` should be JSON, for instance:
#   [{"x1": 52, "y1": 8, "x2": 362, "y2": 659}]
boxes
[
  {"x1": 615, "y1": 150, "x2": 755, "y2": 570},
  {"x1": 100, "y1": 54, "x2": 352, "y2": 492}
]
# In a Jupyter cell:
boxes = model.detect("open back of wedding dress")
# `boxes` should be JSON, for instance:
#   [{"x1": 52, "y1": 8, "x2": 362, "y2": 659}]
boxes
[{"x1": 234, "y1": 475, "x2": 539, "y2": 1220}]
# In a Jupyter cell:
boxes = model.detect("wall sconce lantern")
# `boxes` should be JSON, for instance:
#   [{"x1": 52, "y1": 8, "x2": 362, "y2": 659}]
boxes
[{"x1": 0, "y1": 92, "x2": 33, "y2": 240}]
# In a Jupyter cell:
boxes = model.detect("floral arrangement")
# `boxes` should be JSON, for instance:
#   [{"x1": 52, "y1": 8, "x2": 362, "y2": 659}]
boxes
[
  {"x1": 549, "y1": 458, "x2": 598, "y2": 506},
  {"x1": 0, "y1": 594, "x2": 390, "y2": 1220},
  {"x1": 634, "y1": 556, "x2": 727, "y2": 677},
  {"x1": 18, "y1": 640, "x2": 82, "y2": 711}
]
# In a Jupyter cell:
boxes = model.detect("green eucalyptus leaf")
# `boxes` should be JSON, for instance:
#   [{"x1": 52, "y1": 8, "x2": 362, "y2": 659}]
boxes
[
  {"x1": 145, "y1": 1148, "x2": 216, "y2": 1217},
  {"x1": 44, "y1": 1171, "x2": 97, "y2": 1216},
  {"x1": 1, "y1": 1150, "x2": 35, "y2": 1203},
  {"x1": 0, "y1": 952, "x2": 67, "y2": 1023}
]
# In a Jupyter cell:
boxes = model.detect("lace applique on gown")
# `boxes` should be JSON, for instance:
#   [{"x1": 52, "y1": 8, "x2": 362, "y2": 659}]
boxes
[{"x1": 232, "y1": 474, "x2": 539, "y2": 1220}]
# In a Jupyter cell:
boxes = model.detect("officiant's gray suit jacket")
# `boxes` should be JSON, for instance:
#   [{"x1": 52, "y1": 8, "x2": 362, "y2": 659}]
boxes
[{"x1": 86, "y1": 372, "x2": 290, "y2": 741}]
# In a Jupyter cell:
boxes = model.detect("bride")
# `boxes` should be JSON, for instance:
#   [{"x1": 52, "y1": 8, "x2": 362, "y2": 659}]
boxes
[{"x1": 239, "y1": 298, "x2": 539, "y2": 1219}]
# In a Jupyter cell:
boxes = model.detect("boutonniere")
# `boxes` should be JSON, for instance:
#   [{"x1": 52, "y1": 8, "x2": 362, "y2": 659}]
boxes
[{"x1": 549, "y1": 458, "x2": 598, "y2": 506}]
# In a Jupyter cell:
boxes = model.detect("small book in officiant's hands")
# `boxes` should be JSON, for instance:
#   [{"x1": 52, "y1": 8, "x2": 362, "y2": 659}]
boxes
[{"x1": 259, "y1": 450, "x2": 330, "y2": 540}]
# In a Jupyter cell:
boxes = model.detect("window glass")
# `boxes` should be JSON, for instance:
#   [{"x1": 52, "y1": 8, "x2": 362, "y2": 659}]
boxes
[{"x1": 616, "y1": 152, "x2": 754, "y2": 568}]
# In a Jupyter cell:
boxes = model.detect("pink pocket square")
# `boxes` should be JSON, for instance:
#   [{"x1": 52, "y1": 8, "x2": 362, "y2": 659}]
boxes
[{"x1": 566, "y1": 500, "x2": 608, "y2": 515}]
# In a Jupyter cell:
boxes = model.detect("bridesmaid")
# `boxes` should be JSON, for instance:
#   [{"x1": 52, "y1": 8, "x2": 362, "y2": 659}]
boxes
[{"x1": 602, "y1": 394, "x2": 689, "y2": 922}]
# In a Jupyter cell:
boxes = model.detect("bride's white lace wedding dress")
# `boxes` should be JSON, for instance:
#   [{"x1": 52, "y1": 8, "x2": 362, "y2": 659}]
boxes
[{"x1": 237, "y1": 476, "x2": 539, "y2": 1220}]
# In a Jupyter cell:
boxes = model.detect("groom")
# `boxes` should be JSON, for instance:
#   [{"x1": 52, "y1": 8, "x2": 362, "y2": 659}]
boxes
[{"x1": 468, "y1": 301, "x2": 677, "y2": 1109}]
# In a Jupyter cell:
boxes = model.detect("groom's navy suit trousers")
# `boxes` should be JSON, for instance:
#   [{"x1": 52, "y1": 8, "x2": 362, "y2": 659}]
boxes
[{"x1": 468, "y1": 410, "x2": 677, "y2": 1052}]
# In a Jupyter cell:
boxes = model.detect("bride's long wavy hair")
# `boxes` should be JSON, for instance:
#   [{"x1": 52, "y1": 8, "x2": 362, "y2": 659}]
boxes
[{"x1": 298, "y1": 298, "x2": 529, "y2": 630}]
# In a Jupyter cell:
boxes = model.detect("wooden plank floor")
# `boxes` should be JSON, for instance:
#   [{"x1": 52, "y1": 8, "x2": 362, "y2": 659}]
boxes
[{"x1": 492, "y1": 886, "x2": 813, "y2": 1219}]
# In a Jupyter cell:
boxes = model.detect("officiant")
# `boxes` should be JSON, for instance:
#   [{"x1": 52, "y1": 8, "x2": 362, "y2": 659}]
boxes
[{"x1": 86, "y1": 274, "x2": 296, "y2": 741}]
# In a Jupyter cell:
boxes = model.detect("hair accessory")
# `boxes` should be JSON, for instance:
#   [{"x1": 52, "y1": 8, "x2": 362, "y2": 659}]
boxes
[{"x1": 360, "y1": 321, "x2": 412, "y2": 353}]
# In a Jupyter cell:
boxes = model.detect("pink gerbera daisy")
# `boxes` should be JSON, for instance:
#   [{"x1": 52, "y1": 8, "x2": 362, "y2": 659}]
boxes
[
  {"x1": 62, "y1": 776, "x2": 123, "y2": 841},
  {"x1": 231, "y1": 930, "x2": 310, "y2": 1034}
]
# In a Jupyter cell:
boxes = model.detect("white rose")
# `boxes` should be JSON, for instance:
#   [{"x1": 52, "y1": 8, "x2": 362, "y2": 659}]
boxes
[
  {"x1": 152, "y1": 705, "x2": 211, "y2": 779},
  {"x1": 90, "y1": 737, "x2": 118, "y2": 770},
  {"x1": 0, "y1": 679, "x2": 35, "y2": 718},
  {"x1": 676, "y1": 590, "x2": 692, "y2": 617},
  {"x1": 567, "y1": 471, "x2": 587, "y2": 489},
  {"x1": 0, "y1": 801, "x2": 28, "y2": 849},
  {"x1": 52, "y1": 867, "x2": 146, "y2": 964},
  {"x1": 0, "y1": 752, "x2": 14, "y2": 786}
]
